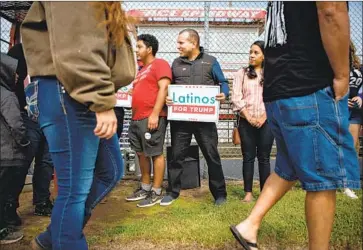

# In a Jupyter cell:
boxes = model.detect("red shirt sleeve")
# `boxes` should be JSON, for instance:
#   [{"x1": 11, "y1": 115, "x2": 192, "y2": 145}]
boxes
[{"x1": 154, "y1": 59, "x2": 172, "y2": 82}]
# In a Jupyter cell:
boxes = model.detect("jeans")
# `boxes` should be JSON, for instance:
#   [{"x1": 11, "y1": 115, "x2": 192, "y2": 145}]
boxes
[
  {"x1": 168, "y1": 121, "x2": 226, "y2": 200},
  {"x1": 348, "y1": 108, "x2": 362, "y2": 125},
  {"x1": 238, "y1": 118, "x2": 274, "y2": 192},
  {"x1": 30, "y1": 78, "x2": 123, "y2": 250},
  {"x1": 265, "y1": 86, "x2": 360, "y2": 191},
  {"x1": 0, "y1": 167, "x2": 21, "y2": 231},
  {"x1": 6, "y1": 113, "x2": 53, "y2": 208}
]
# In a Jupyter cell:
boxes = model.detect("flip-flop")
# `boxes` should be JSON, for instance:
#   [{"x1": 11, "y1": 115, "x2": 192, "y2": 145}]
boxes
[{"x1": 230, "y1": 225, "x2": 258, "y2": 250}]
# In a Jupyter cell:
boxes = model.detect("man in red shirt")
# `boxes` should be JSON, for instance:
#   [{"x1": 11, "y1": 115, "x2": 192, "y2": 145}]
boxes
[{"x1": 126, "y1": 34, "x2": 172, "y2": 207}]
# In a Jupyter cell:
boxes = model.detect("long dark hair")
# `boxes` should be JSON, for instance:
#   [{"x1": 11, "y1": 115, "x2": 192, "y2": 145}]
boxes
[
  {"x1": 245, "y1": 40, "x2": 265, "y2": 85},
  {"x1": 350, "y1": 41, "x2": 361, "y2": 70}
]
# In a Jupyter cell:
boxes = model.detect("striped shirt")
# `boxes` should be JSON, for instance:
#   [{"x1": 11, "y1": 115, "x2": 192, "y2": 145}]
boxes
[{"x1": 231, "y1": 68, "x2": 265, "y2": 118}]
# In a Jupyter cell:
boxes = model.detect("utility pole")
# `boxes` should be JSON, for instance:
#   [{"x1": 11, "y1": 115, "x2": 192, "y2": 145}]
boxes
[{"x1": 203, "y1": 1, "x2": 211, "y2": 53}]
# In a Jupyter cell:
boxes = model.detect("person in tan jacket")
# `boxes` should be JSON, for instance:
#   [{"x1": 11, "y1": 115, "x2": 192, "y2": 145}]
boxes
[{"x1": 21, "y1": 2, "x2": 136, "y2": 250}]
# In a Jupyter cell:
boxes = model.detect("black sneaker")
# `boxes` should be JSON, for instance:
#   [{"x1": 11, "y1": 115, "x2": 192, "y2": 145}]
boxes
[
  {"x1": 125, "y1": 187, "x2": 149, "y2": 202},
  {"x1": 0, "y1": 227, "x2": 24, "y2": 245},
  {"x1": 4, "y1": 203, "x2": 22, "y2": 227},
  {"x1": 214, "y1": 197, "x2": 227, "y2": 206},
  {"x1": 137, "y1": 191, "x2": 163, "y2": 208},
  {"x1": 34, "y1": 200, "x2": 53, "y2": 217}
]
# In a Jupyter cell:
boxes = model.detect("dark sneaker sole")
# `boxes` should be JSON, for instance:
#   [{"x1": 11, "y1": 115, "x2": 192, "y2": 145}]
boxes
[
  {"x1": 0, "y1": 234, "x2": 24, "y2": 245},
  {"x1": 137, "y1": 199, "x2": 162, "y2": 208},
  {"x1": 125, "y1": 196, "x2": 148, "y2": 202}
]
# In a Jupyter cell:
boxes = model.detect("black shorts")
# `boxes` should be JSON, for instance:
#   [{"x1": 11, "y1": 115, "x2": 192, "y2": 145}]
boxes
[{"x1": 128, "y1": 117, "x2": 167, "y2": 157}]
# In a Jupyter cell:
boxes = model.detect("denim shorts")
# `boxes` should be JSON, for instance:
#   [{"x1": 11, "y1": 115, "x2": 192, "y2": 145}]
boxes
[
  {"x1": 349, "y1": 109, "x2": 362, "y2": 125},
  {"x1": 265, "y1": 86, "x2": 361, "y2": 191}
]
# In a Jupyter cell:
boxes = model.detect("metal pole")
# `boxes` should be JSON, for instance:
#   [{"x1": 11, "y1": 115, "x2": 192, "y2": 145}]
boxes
[{"x1": 204, "y1": 1, "x2": 211, "y2": 53}]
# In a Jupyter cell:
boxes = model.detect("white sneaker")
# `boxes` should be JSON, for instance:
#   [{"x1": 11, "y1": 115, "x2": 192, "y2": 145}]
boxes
[{"x1": 343, "y1": 188, "x2": 358, "y2": 199}]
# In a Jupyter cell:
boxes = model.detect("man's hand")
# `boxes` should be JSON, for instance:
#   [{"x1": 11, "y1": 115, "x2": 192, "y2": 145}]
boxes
[
  {"x1": 94, "y1": 109, "x2": 117, "y2": 139},
  {"x1": 333, "y1": 77, "x2": 349, "y2": 101},
  {"x1": 165, "y1": 96, "x2": 173, "y2": 106},
  {"x1": 148, "y1": 113, "x2": 159, "y2": 131},
  {"x1": 216, "y1": 93, "x2": 226, "y2": 102},
  {"x1": 128, "y1": 89, "x2": 133, "y2": 96}
]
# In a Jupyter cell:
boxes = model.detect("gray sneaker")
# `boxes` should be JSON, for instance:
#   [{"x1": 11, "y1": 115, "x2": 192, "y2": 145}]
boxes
[
  {"x1": 214, "y1": 197, "x2": 227, "y2": 206},
  {"x1": 137, "y1": 191, "x2": 163, "y2": 208},
  {"x1": 125, "y1": 187, "x2": 149, "y2": 202},
  {"x1": 0, "y1": 228, "x2": 24, "y2": 245},
  {"x1": 160, "y1": 195, "x2": 176, "y2": 206}
]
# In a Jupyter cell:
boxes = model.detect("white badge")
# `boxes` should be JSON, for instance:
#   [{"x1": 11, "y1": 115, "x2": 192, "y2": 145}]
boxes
[{"x1": 144, "y1": 132, "x2": 151, "y2": 140}]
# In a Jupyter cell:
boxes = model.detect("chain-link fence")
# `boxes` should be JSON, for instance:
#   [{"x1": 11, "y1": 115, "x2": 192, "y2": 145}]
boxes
[
  {"x1": 0, "y1": 18, "x2": 12, "y2": 53},
  {"x1": 118, "y1": 1, "x2": 363, "y2": 179},
  {"x1": 1, "y1": 1, "x2": 362, "y2": 179}
]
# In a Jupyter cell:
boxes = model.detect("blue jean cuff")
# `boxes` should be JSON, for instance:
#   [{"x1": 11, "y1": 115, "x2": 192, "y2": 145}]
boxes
[
  {"x1": 302, "y1": 180, "x2": 361, "y2": 191},
  {"x1": 36, "y1": 232, "x2": 52, "y2": 250}
]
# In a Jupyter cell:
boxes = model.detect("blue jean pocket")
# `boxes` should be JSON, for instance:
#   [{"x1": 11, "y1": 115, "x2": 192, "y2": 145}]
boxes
[
  {"x1": 321, "y1": 86, "x2": 349, "y2": 118},
  {"x1": 277, "y1": 93, "x2": 318, "y2": 127},
  {"x1": 24, "y1": 80, "x2": 39, "y2": 123},
  {"x1": 322, "y1": 85, "x2": 349, "y2": 101}
]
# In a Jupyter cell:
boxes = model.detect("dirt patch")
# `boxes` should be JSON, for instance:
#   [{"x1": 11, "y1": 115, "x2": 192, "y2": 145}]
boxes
[
  {"x1": 0, "y1": 180, "x2": 228, "y2": 250},
  {"x1": 91, "y1": 240, "x2": 242, "y2": 250},
  {"x1": 0, "y1": 181, "x2": 138, "y2": 250},
  {"x1": 86, "y1": 182, "x2": 137, "y2": 226}
]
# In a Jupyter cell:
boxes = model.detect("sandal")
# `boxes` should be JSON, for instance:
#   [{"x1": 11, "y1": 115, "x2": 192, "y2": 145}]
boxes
[{"x1": 230, "y1": 225, "x2": 258, "y2": 250}]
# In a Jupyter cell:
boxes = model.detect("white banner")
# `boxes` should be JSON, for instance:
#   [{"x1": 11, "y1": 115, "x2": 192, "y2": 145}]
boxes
[
  {"x1": 127, "y1": 8, "x2": 266, "y2": 20},
  {"x1": 167, "y1": 85, "x2": 220, "y2": 123},
  {"x1": 115, "y1": 84, "x2": 132, "y2": 108}
]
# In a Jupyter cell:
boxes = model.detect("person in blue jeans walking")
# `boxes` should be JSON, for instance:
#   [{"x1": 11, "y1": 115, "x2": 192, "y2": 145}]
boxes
[
  {"x1": 230, "y1": 2, "x2": 360, "y2": 250},
  {"x1": 21, "y1": 2, "x2": 136, "y2": 250}
]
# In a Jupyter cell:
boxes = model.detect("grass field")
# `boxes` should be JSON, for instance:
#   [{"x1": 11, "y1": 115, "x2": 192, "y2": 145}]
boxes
[{"x1": 3, "y1": 180, "x2": 362, "y2": 250}]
